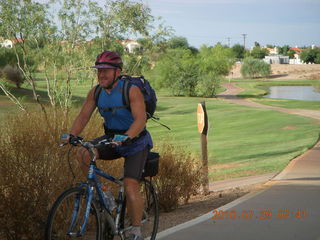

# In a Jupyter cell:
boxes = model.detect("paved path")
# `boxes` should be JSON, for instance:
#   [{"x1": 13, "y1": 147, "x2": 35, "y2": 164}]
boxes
[
  {"x1": 157, "y1": 83, "x2": 320, "y2": 240},
  {"x1": 209, "y1": 172, "x2": 277, "y2": 192}
]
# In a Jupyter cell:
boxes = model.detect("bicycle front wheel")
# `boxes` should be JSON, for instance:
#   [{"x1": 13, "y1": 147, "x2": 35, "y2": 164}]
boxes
[{"x1": 45, "y1": 186, "x2": 101, "y2": 240}]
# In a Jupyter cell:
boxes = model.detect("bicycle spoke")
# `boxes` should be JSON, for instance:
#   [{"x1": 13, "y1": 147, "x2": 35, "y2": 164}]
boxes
[{"x1": 46, "y1": 187, "x2": 101, "y2": 240}]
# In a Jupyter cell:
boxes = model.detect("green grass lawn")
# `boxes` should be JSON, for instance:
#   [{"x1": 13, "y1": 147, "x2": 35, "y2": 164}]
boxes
[
  {"x1": 148, "y1": 96, "x2": 320, "y2": 180},
  {"x1": 1, "y1": 78, "x2": 319, "y2": 181}
]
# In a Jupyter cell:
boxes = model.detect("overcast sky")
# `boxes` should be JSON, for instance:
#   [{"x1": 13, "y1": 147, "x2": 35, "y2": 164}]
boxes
[{"x1": 145, "y1": 0, "x2": 320, "y2": 48}]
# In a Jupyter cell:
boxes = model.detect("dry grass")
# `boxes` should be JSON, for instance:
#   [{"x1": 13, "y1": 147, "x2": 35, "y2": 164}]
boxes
[
  {"x1": 0, "y1": 108, "x2": 201, "y2": 239},
  {"x1": 309, "y1": 73, "x2": 320, "y2": 80},
  {"x1": 153, "y1": 143, "x2": 202, "y2": 212}
]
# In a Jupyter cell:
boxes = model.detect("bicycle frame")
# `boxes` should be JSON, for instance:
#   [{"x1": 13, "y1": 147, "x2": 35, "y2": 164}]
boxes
[
  {"x1": 55, "y1": 138, "x2": 156, "y2": 240},
  {"x1": 67, "y1": 149, "x2": 126, "y2": 237}
]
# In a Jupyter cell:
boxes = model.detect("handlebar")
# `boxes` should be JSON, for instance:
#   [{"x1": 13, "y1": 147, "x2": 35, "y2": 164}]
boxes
[{"x1": 60, "y1": 137, "x2": 119, "y2": 149}]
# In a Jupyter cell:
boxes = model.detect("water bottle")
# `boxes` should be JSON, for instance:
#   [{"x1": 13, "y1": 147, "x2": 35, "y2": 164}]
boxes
[{"x1": 101, "y1": 185, "x2": 116, "y2": 211}]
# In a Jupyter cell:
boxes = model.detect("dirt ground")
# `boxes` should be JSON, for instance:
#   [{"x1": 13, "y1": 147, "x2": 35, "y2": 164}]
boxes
[
  {"x1": 157, "y1": 183, "x2": 267, "y2": 233},
  {"x1": 228, "y1": 63, "x2": 320, "y2": 80}
]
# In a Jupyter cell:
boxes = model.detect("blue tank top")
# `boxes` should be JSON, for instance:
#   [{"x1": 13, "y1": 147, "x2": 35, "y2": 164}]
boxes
[
  {"x1": 96, "y1": 79, "x2": 153, "y2": 156},
  {"x1": 97, "y1": 80, "x2": 134, "y2": 131}
]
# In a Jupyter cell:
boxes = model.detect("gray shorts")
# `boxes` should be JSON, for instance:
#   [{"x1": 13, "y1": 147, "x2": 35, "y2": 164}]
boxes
[{"x1": 91, "y1": 135, "x2": 149, "y2": 180}]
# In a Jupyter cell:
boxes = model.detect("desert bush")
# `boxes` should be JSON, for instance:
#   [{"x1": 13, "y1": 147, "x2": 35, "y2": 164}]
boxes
[
  {"x1": 196, "y1": 72, "x2": 222, "y2": 97},
  {"x1": 1, "y1": 65, "x2": 24, "y2": 88},
  {"x1": 153, "y1": 143, "x2": 202, "y2": 212},
  {"x1": 240, "y1": 57, "x2": 271, "y2": 78},
  {"x1": 0, "y1": 107, "x2": 203, "y2": 239},
  {"x1": 0, "y1": 108, "x2": 106, "y2": 240}
]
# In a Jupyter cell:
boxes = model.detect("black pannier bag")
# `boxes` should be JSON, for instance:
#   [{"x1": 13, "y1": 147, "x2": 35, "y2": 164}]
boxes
[{"x1": 142, "y1": 152, "x2": 160, "y2": 177}]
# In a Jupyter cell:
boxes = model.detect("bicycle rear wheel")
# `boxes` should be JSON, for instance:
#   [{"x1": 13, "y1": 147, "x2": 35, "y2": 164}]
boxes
[
  {"x1": 45, "y1": 186, "x2": 101, "y2": 240},
  {"x1": 141, "y1": 179, "x2": 159, "y2": 240},
  {"x1": 120, "y1": 179, "x2": 159, "y2": 240}
]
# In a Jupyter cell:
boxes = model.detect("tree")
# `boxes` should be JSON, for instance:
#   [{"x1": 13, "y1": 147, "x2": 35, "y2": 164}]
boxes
[
  {"x1": 89, "y1": 0, "x2": 154, "y2": 49},
  {"x1": 278, "y1": 45, "x2": 295, "y2": 59},
  {"x1": 167, "y1": 36, "x2": 189, "y2": 49},
  {"x1": 0, "y1": 0, "x2": 54, "y2": 114},
  {"x1": 153, "y1": 48, "x2": 199, "y2": 96},
  {"x1": 232, "y1": 44, "x2": 246, "y2": 60},
  {"x1": 300, "y1": 48, "x2": 320, "y2": 64},
  {"x1": 240, "y1": 57, "x2": 271, "y2": 78},
  {"x1": 250, "y1": 46, "x2": 269, "y2": 59},
  {"x1": 0, "y1": 0, "x2": 162, "y2": 112},
  {"x1": 198, "y1": 44, "x2": 235, "y2": 76},
  {"x1": 196, "y1": 44, "x2": 235, "y2": 97}
]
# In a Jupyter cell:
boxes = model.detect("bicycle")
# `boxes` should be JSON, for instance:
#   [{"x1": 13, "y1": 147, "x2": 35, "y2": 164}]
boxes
[{"x1": 45, "y1": 137, "x2": 159, "y2": 240}]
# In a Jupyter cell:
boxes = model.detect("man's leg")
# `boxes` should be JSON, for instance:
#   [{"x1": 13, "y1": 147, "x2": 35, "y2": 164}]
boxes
[
  {"x1": 123, "y1": 148, "x2": 149, "y2": 239},
  {"x1": 124, "y1": 178, "x2": 144, "y2": 226},
  {"x1": 76, "y1": 147, "x2": 93, "y2": 174}
]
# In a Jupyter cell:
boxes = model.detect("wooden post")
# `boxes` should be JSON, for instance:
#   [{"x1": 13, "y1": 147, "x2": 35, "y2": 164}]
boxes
[{"x1": 197, "y1": 101, "x2": 209, "y2": 195}]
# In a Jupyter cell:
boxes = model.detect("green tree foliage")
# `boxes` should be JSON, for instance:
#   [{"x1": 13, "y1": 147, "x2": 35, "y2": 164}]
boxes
[
  {"x1": 240, "y1": 57, "x2": 271, "y2": 78},
  {"x1": 0, "y1": 0, "x2": 54, "y2": 114},
  {"x1": 278, "y1": 45, "x2": 295, "y2": 59},
  {"x1": 198, "y1": 44, "x2": 235, "y2": 76},
  {"x1": 195, "y1": 72, "x2": 222, "y2": 97},
  {"x1": 153, "y1": 48, "x2": 199, "y2": 96},
  {"x1": 89, "y1": 0, "x2": 153, "y2": 49},
  {"x1": 167, "y1": 36, "x2": 190, "y2": 49},
  {"x1": 232, "y1": 44, "x2": 246, "y2": 60},
  {"x1": 0, "y1": 0, "x2": 163, "y2": 111},
  {"x1": 152, "y1": 44, "x2": 235, "y2": 97},
  {"x1": 196, "y1": 44, "x2": 234, "y2": 97},
  {"x1": 0, "y1": 48, "x2": 17, "y2": 67},
  {"x1": 250, "y1": 46, "x2": 269, "y2": 59},
  {"x1": 300, "y1": 48, "x2": 320, "y2": 64}
]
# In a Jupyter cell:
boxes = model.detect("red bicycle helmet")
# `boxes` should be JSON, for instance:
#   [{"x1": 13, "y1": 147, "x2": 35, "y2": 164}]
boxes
[{"x1": 91, "y1": 51, "x2": 123, "y2": 70}]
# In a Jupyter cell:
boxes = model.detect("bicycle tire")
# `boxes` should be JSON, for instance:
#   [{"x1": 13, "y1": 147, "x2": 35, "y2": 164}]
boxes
[
  {"x1": 45, "y1": 186, "x2": 101, "y2": 240},
  {"x1": 120, "y1": 179, "x2": 159, "y2": 240}
]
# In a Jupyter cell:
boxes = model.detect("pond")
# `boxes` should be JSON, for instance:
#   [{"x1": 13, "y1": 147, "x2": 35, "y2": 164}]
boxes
[{"x1": 264, "y1": 86, "x2": 320, "y2": 101}]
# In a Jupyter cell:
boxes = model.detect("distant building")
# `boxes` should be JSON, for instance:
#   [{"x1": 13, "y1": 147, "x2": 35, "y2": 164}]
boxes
[
  {"x1": 265, "y1": 47, "x2": 279, "y2": 55},
  {"x1": 289, "y1": 47, "x2": 306, "y2": 64},
  {"x1": 121, "y1": 40, "x2": 141, "y2": 53},
  {"x1": 1, "y1": 39, "x2": 13, "y2": 48},
  {"x1": 0, "y1": 38, "x2": 24, "y2": 48},
  {"x1": 264, "y1": 55, "x2": 289, "y2": 64}
]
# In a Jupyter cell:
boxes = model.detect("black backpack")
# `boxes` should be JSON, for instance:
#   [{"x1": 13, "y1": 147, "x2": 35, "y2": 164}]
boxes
[{"x1": 94, "y1": 75, "x2": 157, "y2": 119}]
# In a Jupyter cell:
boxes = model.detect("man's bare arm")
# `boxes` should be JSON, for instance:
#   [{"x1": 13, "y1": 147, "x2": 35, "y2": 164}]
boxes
[
  {"x1": 69, "y1": 88, "x2": 97, "y2": 136},
  {"x1": 125, "y1": 86, "x2": 147, "y2": 138}
]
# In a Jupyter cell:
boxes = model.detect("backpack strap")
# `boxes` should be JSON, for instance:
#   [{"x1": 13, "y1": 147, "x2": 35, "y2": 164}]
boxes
[
  {"x1": 122, "y1": 76, "x2": 132, "y2": 111},
  {"x1": 94, "y1": 81, "x2": 130, "y2": 114},
  {"x1": 94, "y1": 84, "x2": 103, "y2": 113}
]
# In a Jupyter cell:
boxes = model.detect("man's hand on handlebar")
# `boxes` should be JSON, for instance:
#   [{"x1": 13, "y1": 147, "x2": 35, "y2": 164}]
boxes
[
  {"x1": 60, "y1": 134, "x2": 82, "y2": 146},
  {"x1": 112, "y1": 134, "x2": 131, "y2": 146}
]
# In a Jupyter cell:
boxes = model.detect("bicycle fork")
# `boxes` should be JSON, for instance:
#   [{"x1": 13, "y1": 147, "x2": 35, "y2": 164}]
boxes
[{"x1": 67, "y1": 186, "x2": 94, "y2": 237}]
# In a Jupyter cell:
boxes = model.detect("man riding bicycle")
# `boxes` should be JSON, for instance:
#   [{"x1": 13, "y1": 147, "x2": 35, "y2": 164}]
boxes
[{"x1": 62, "y1": 50, "x2": 153, "y2": 240}]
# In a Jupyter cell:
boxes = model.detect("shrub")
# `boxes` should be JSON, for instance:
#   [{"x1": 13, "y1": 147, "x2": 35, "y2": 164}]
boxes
[
  {"x1": 0, "y1": 48, "x2": 17, "y2": 68},
  {"x1": 300, "y1": 48, "x2": 320, "y2": 64},
  {"x1": 153, "y1": 143, "x2": 202, "y2": 212},
  {"x1": 240, "y1": 57, "x2": 271, "y2": 78},
  {"x1": 0, "y1": 108, "x2": 105, "y2": 240},
  {"x1": 153, "y1": 48, "x2": 199, "y2": 96},
  {"x1": 0, "y1": 107, "x2": 203, "y2": 239},
  {"x1": 196, "y1": 72, "x2": 222, "y2": 97},
  {"x1": 2, "y1": 65, "x2": 24, "y2": 88}
]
